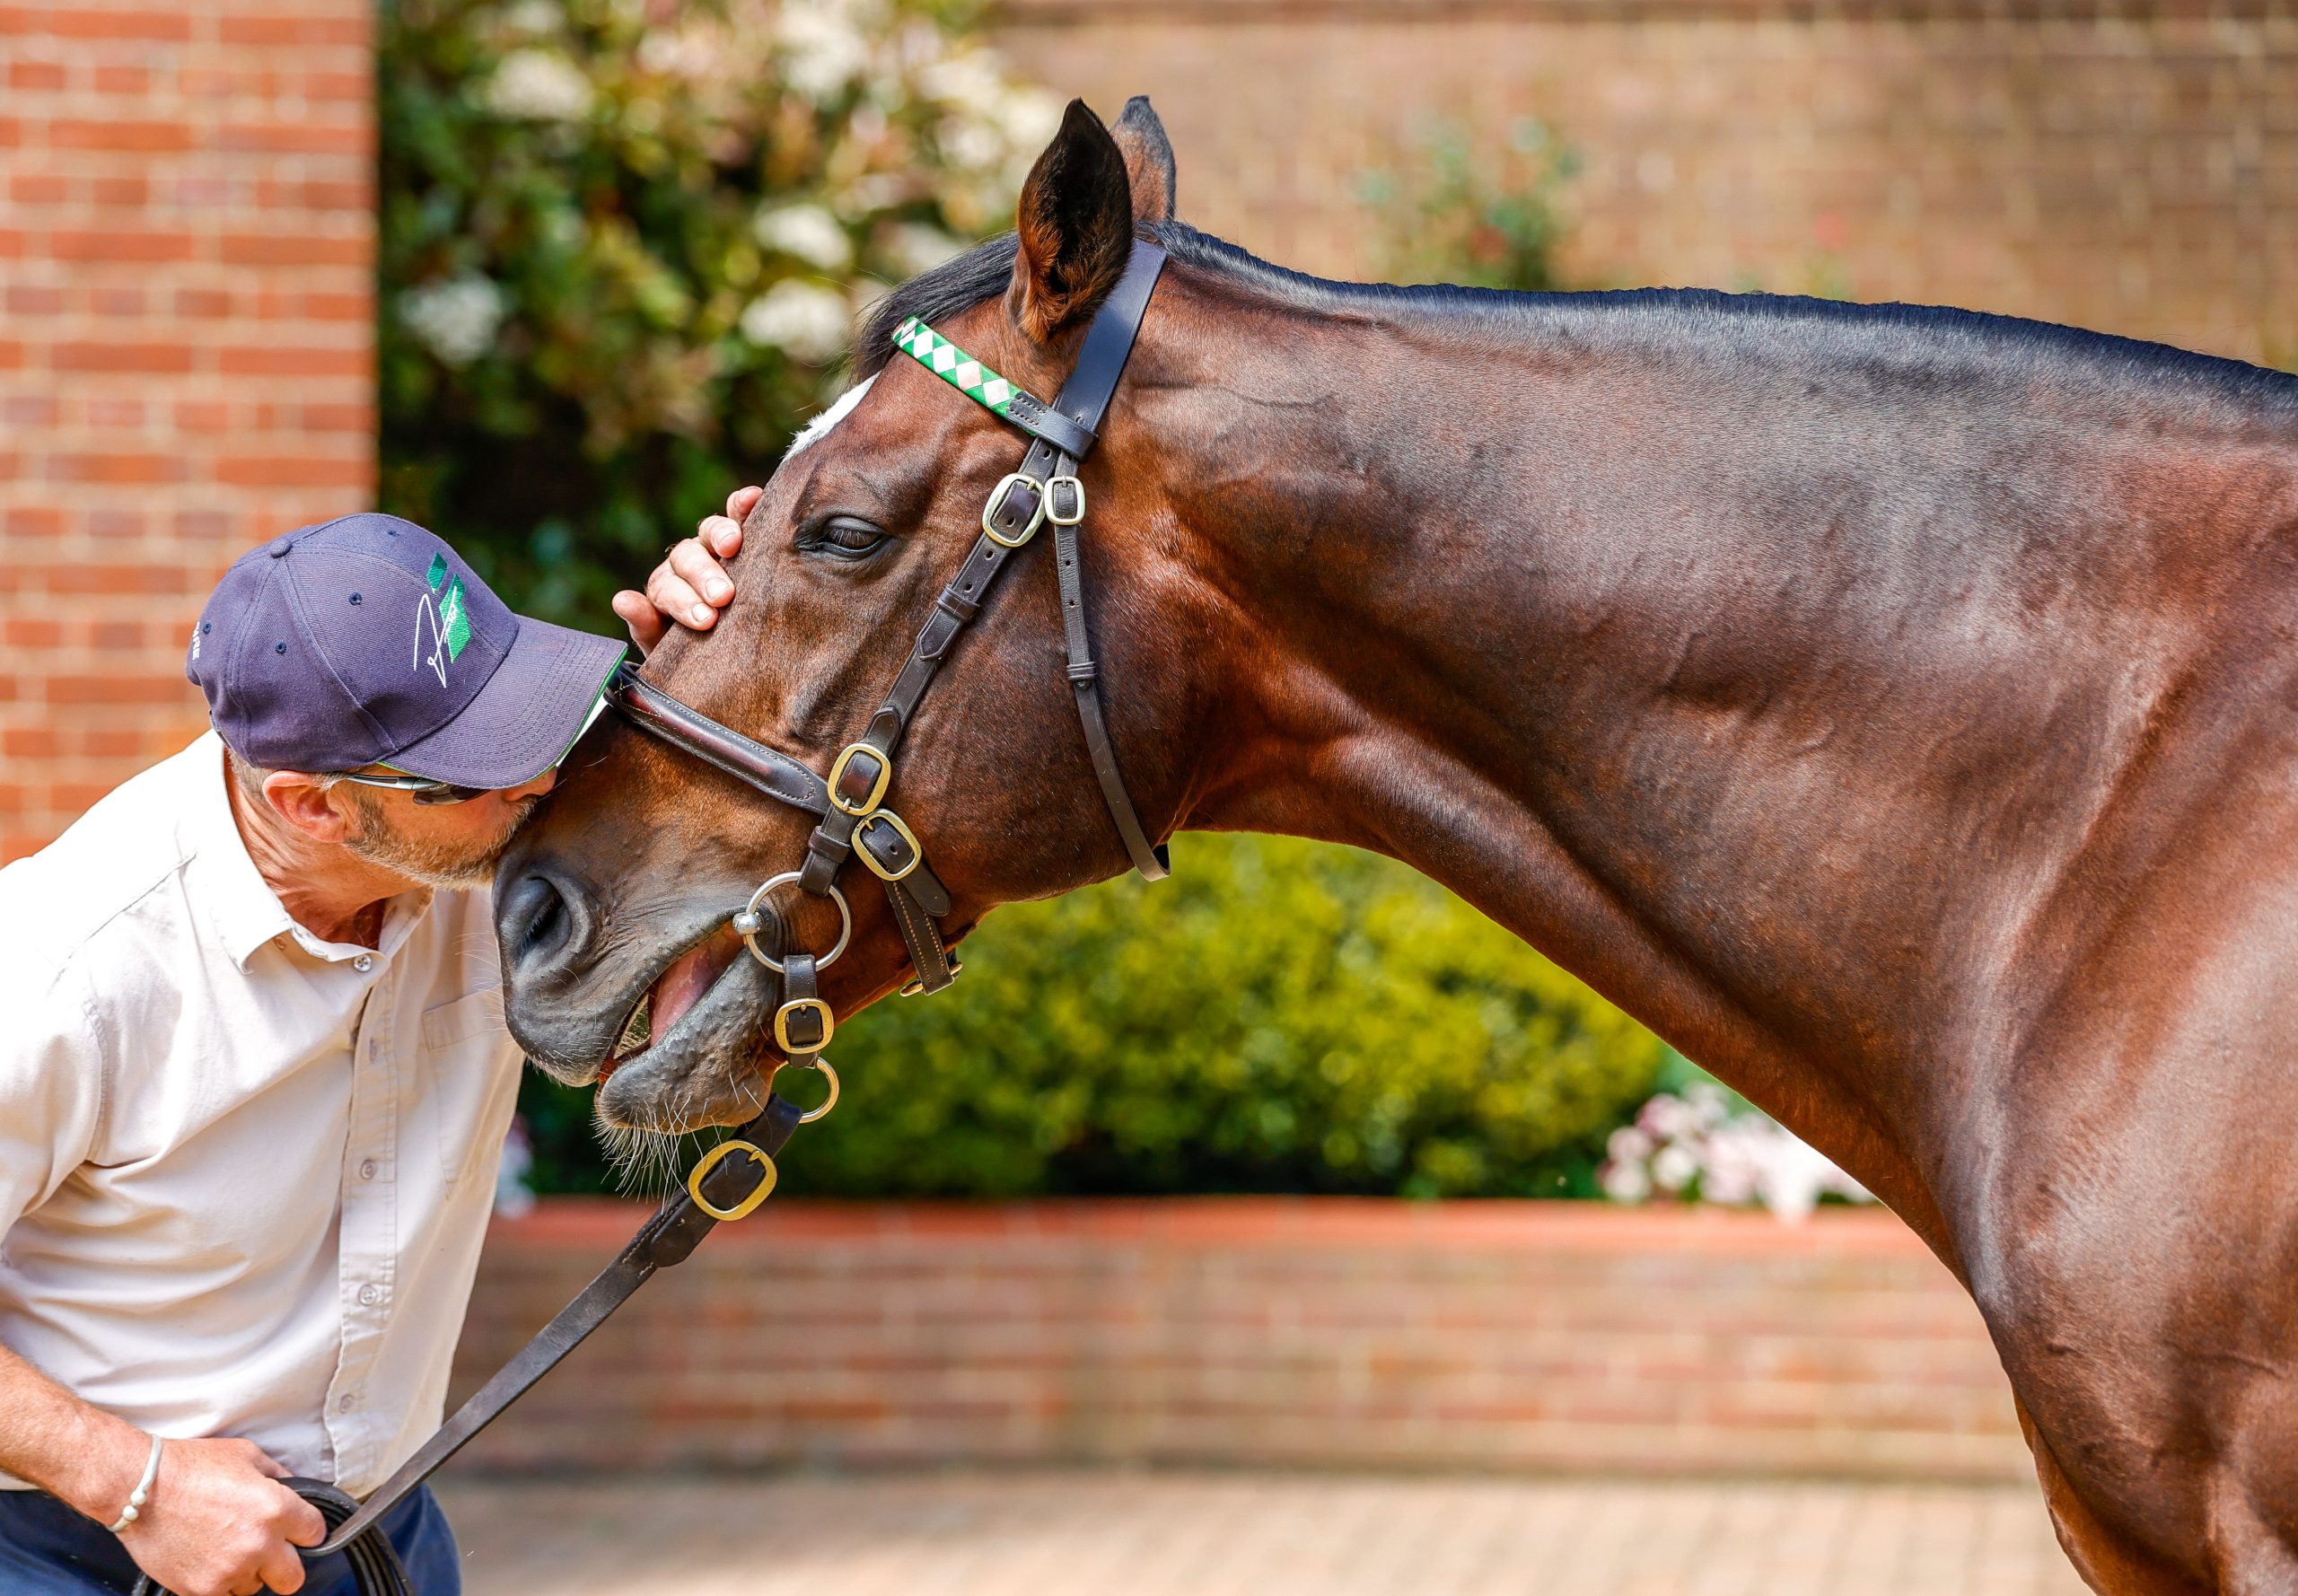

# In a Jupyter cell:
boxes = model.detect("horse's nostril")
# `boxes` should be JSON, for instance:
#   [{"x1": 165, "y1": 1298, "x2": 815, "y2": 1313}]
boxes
[{"x1": 501, "y1": 871, "x2": 576, "y2": 969}]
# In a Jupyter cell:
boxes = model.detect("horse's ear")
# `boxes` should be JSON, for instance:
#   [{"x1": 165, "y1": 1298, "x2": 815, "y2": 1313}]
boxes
[
  {"x1": 1111, "y1": 96, "x2": 1177, "y2": 225},
  {"x1": 1009, "y1": 99, "x2": 1136, "y2": 344}
]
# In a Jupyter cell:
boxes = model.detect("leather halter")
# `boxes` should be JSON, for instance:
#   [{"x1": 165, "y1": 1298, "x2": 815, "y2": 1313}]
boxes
[{"x1": 606, "y1": 238, "x2": 1172, "y2": 1016}]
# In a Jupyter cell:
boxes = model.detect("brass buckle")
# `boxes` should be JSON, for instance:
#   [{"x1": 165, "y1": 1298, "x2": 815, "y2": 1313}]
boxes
[
  {"x1": 1044, "y1": 474, "x2": 1086, "y2": 526},
  {"x1": 826, "y1": 742, "x2": 890, "y2": 817},
  {"x1": 774, "y1": 996, "x2": 835, "y2": 1055},
  {"x1": 899, "y1": 956, "x2": 963, "y2": 997},
  {"x1": 686, "y1": 1139, "x2": 776, "y2": 1222},
  {"x1": 855, "y1": 810, "x2": 922, "y2": 882},
  {"x1": 981, "y1": 472, "x2": 1047, "y2": 548}
]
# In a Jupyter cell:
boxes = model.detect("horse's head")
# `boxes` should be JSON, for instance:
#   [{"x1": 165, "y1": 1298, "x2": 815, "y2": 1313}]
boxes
[{"x1": 496, "y1": 98, "x2": 1226, "y2": 1131}]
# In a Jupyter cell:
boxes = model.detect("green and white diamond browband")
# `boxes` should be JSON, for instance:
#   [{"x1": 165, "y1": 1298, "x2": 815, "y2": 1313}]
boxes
[
  {"x1": 890, "y1": 316, "x2": 1097, "y2": 460},
  {"x1": 894, "y1": 317, "x2": 1017, "y2": 417}
]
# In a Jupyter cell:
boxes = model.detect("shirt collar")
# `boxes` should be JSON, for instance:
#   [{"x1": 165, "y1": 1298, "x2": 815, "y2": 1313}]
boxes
[
  {"x1": 188, "y1": 733, "x2": 435, "y2": 971},
  {"x1": 189, "y1": 734, "x2": 298, "y2": 969}
]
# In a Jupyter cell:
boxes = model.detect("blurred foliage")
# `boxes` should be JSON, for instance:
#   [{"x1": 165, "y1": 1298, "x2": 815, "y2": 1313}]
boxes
[
  {"x1": 522, "y1": 835, "x2": 1665, "y2": 1199},
  {"x1": 1357, "y1": 117, "x2": 1579, "y2": 292},
  {"x1": 378, "y1": 0, "x2": 1058, "y2": 624}
]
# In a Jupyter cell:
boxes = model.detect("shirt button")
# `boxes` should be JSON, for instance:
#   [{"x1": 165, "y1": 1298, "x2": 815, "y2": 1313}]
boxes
[
  {"x1": 338, "y1": 1392, "x2": 357, "y2": 1413},
  {"x1": 357, "y1": 1284, "x2": 386, "y2": 1308},
  {"x1": 359, "y1": 1160, "x2": 378, "y2": 1181},
  {"x1": 354, "y1": 955, "x2": 373, "y2": 973}
]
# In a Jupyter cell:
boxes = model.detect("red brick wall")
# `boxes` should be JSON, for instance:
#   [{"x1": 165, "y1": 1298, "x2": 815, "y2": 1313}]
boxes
[
  {"x1": 994, "y1": 0, "x2": 2298, "y2": 367},
  {"x1": 452, "y1": 1200, "x2": 2032, "y2": 1483},
  {"x1": 0, "y1": 2, "x2": 374, "y2": 860}
]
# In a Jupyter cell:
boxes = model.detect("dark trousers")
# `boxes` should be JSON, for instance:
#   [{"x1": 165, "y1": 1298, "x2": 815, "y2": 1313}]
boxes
[{"x1": 0, "y1": 1484, "x2": 459, "y2": 1596}]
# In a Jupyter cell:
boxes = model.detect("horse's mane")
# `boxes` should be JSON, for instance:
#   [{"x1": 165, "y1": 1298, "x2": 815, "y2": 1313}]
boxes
[{"x1": 856, "y1": 220, "x2": 2298, "y2": 420}]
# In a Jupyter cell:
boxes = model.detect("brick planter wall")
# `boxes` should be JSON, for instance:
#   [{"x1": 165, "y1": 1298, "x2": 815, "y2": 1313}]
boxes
[
  {"x1": 451, "y1": 1200, "x2": 2033, "y2": 1483},
  {"x1": 0, "y1": 2, "x2": 375, "y2": 860}
]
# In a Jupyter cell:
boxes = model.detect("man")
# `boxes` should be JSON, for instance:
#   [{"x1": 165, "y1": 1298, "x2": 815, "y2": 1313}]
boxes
[{"x1": 0, "y1": 492, "x2": 757, "y2": 1596}]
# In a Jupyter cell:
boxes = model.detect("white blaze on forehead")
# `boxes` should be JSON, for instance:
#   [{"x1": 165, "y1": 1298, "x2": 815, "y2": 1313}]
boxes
[{"x1": 783, "y1": 374, "x2": 877, "y2": 460}]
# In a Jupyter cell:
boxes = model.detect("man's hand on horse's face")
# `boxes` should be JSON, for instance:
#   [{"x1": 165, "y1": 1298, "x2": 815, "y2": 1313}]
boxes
[{"x1": 613, "y1": 484, "x2": 762, "y2": 656}]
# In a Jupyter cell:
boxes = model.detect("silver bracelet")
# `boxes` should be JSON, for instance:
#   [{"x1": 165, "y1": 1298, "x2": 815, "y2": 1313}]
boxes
[{"x1": 105, "y1": 1433, "x2": 163, "y2": 1534}]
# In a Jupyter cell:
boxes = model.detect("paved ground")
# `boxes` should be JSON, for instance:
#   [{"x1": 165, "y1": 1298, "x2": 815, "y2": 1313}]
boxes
[{"x1": 436, "y1": 1469, "x2": 2088, "y2": 1596}]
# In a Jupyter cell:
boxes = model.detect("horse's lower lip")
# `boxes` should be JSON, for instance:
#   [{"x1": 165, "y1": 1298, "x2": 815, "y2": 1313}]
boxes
[{"x1": 600, "y1": 926, "x2": 745, "y2": 1077}]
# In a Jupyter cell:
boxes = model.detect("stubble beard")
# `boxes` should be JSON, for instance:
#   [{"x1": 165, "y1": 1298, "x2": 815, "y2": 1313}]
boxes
[{"x1": 339, "y1": 789, "x2": 543, "y2": 891}]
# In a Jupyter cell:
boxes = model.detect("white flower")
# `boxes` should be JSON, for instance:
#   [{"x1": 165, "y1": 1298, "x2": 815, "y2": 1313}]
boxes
[
  {"x1": 1638, "y1": 1092, "x2": 1697, "y2": 1142},
  {"x1": 500, "y1": 0, "x2": 562, "y2": 35},
  {"x1": 1605, "y1": 1125, "x2": 1653, "y2": 1165},
  {"x1": 1599, "y1": 1161, "x2": 1652, "y2": 1205},
  {"x1": 832, "y1": 172, "x2": 912, "y2": 221},
  {"x1": 636, "y1": 28, "x2": 715, "y2": 78},
  {"x1": 916, "y1": 51, "x2": 1002, "y2": 110},
  {"x1": 939, "y1": 116, "x2": 1004, "y2": 174},
  {"x1": 483, "y1": 48, "x2": 594, "y2": 121},
  {"x1": 879, "y1": 222, "x2": 962, "y2": 278},
  {"x1": 1683, "y1": 1080, "x2": 1732, "y2": 1130},
  {"x1": 1609, "y1": 1087, "x2": 1878, "y2": 1221},
  {"x1": 754, "y1": 204, "x2": 852, "y2": 272},
  {"x1": 991, "y1": 87, "x2": 1063, "y2": 152},
  {"x1": 1651, "y1": 1142, "x2": 1700, "y2": 1193},
  {"x1": 399, "y1": 274, "x2": 506, "y2": 366},
  {"x1": 776, "y1": 2, "x2": 868, "y2": 103},
  {"x1": 740, "y1": 280, "x2": 850, "y2": 364},
  {"x1": 1697, "y1": 1122, "x2": 1764, "y2": 1206}
]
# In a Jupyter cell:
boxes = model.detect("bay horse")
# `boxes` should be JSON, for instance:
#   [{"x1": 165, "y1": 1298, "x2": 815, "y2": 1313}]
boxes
[{"x1": 496, "y1": 98, "x2": 2298, "y2": 1592}]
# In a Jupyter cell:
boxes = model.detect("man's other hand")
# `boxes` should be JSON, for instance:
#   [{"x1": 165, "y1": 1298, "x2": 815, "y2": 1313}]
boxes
[
  {"x1": 613, "y1": 485, "x2": 763, "y2": 656},
  {"x1": 117, "y1": 1436, "x2": 326, "y2": 1596}
]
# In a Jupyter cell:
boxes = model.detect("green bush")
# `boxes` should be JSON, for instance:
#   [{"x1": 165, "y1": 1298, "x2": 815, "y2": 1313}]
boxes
[
  {"x1": 378, "y1": 0, "x2": 1057, "y2": 624},
  {"x1": 522, "y1": 835, "x2": 1664, "y2": 1199}
]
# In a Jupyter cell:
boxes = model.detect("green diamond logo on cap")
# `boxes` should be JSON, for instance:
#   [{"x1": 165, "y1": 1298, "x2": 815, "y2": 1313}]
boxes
[
  {"x1": 426, "y1": 553, "x2": 448, "y2": 590},
  {"x1": 437, "y1": 577, "x2": 472, "y2": 662}
]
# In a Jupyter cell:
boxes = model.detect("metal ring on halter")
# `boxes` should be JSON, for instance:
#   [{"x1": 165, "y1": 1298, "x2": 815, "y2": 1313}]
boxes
[
  {"x1": 732, "y1": 873, "x2": 851, "y2": 973},
  {"x1": 790, "y1": 1058, "x2": 840, "y2": 1124}
]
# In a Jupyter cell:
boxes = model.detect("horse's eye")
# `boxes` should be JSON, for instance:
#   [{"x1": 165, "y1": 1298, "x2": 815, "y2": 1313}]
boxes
[{"x1": 807, "y1": 516, "x2": 886, "y2": 558}]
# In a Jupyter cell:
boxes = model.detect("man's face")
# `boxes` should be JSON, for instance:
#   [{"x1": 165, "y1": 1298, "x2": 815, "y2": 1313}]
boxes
[{"x1": 335, "y1": 769, "x2": 556, "y2": 890}]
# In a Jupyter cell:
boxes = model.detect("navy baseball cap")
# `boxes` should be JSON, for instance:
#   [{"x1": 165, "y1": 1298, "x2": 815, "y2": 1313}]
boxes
[{"x1": 187, "y1": 513, "x2": 627, "y2": 788}]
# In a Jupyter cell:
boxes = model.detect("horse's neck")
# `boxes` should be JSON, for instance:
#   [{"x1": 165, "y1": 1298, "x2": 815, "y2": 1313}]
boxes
[{"x1": 1158, "y1": 294, "x2": 2269, "y2": 1215}]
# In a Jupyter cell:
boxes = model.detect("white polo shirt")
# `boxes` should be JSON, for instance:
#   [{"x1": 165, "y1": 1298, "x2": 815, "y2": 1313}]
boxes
[{"x1": 0, "y1": 733, "x2": 523, "y2": 1497}]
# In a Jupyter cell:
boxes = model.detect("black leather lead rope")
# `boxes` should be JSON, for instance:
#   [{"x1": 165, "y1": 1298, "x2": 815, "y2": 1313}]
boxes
[
  {"x1": 131, "y1": 1480, "x2": 411, "y2": 1596},
  {"x1": 127, "y1": 1093, "x2": 807, "y2": 1594}
]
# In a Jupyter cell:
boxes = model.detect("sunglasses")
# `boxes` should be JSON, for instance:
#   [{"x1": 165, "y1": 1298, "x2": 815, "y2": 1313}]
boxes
[{"x1": 330, "y1": 770, "x2": 492, "y2": 806}]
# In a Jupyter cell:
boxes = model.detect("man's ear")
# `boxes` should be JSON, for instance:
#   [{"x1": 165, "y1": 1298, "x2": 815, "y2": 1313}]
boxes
[
  {"x1": 264, "y1": 770, "x2": 354, "y2": 845},
  {"x1": 1008, "y1": 99, "x2": 1136, "y2": 345},
  {"x1": 1110, "y1": 96, "x2": 1177, "y2": 226}
]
